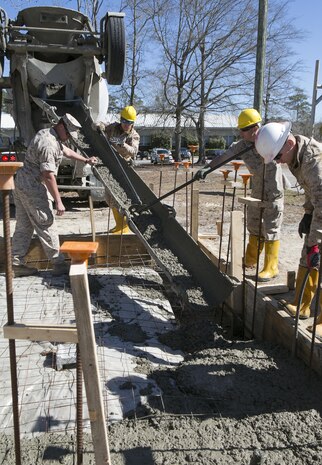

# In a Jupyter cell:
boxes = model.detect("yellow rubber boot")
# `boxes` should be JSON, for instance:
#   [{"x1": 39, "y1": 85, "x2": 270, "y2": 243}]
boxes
[
  {"x1": 284, "y1": 266, "x2": 318, "y2": 319},
  {"x1": 258, "y1": 240, "x2": 280, "y2": 282},
  {"x1": 244, "y1": 235, "x2": 264, "y2": 268},
  {"x1": 307, "y1": 298, "x2": 322, "y2": 337},
  {"x1": 109, "y1": 208, "x2": 130, "y2": 234},
  {"x1": 306, "y1": 271, "x2": 322, "y2": 335},
  {"x1": 306, "y1": 306, "x2": 322, "y2": 337}
]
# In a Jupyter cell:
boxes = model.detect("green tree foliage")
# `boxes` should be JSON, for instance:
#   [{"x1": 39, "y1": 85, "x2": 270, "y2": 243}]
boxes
[
  {"x1": 151, "y1": 132, "x2": 171, "y2": 148},
  {"x1": 286, "y1": 87, "x2": 312, "y2": 136},
  {"x1": 287, "y1": 87, "x2": 311, "y2": 123},
  {"x1": 207, "y1": 136, "x2": 226, "y2": 149}
]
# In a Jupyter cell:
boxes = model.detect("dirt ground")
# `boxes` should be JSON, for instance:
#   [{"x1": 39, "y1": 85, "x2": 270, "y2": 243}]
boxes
[
  {"x1": 135, "y1": 162, "x2": 304, "y2": 284},
  {"x1": 2, "y1": 161, "x2": 322, "y2": 465}
]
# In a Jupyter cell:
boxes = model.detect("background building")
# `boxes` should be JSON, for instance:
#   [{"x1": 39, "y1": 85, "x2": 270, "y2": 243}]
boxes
[{"x1": 105, "y1": 112, "x2": 238, "y2": 150}]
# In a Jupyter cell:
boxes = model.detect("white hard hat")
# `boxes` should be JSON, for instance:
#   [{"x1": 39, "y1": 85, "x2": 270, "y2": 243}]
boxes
[
  {"x1": 61, "y1": 113, "x2": 81, "y2": 139},
  {"x1": 255, "y1": 121, "x2": 292, "y2": 164}
]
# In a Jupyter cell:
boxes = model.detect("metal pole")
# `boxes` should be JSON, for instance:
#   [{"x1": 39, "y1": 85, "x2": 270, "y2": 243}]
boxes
[
  {"x1": 172, "y1": 162, "x2": 180, "y2": 207},
  {"x1": 253, "y1": 0, "x2": 268, "y2": 114},
  {"x1": 3, "y1": 190, "x2": 21, "y2": 465},
  {"x1": 251, "y1": 164, "x2": 266, "y2": 337},
  {"x1": 158, "y1": 155, "x2": 165, "y2": 198},
  {"x1": 240, "y1": 174, "x2": 253, "y2": 335},
  {"x1": 309, "y1": 245, "x2": 322, "y2": 367},
  {"x1": 218, "y1": 170, "x2": 232, "y2": 266},
  {"x1": 76, "y1": 345, "x2": 83, "y2": 465},
  {"x1": 292, "y1": 268, "x2": 310, "y2": 358},
  {"x1": 310, "y1": 60, "x2": 322, "y2": 138},
  {"x1": 185, "y1": 169, "x2": 189, "y2": 232}
]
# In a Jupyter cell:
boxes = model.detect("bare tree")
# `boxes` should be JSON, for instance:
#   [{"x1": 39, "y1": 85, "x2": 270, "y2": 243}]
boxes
[
  {"x1": 149, "y1": 0, "x2": 213, "y2": 159},
  {"x1": 73, "y1": 0, "x2": 306, "y2": 140},
  {"x1": 260, "y1": 0, "x2": 305, "y2": 121},
  {"x1": 262, "y1": 55, "x2": 299, "y2": 121},
  {"x1": 187, "y1": 0, "x2": 259, "y2": 161},
  {"x1": 119, "y1": 0, "x2": 153, "y2": 106},
  {"x1": 76, "y1": 0, "x2": 103, "y2": 30}
]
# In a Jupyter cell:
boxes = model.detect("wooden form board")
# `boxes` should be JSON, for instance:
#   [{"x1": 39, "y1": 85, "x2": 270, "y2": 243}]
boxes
[
  {"x1": 0, "y1": 233, "x2": 151, "y2": 270},
  {"x1": 3, "y1": 323, "x2": 78, "y2": 343}
]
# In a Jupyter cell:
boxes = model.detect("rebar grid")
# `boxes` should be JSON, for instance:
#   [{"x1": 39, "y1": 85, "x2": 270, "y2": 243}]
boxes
[{"x1": 0, "y1": 264, "x2": 186, "y2": 437}]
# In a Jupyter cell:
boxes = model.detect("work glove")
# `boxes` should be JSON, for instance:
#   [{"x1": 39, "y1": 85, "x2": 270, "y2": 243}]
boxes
[
  {"x1": 109, "y1": 136, "x2": 125, "y2": 146},
  {"x1": 306, "y1": 245, "x2": 320, "y2": 269},
  {"x1": 298, "y1": 213, "x2": 312, "y2": 238},
  {"x1": 194, "y1": 165, "x2": 212, "y2": 181},
  {"x1": 92, "y1": 122, "x2": 106, "y2": 132}
]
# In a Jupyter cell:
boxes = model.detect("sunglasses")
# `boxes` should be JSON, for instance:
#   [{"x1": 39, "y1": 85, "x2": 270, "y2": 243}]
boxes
[
  {"x1": 275, "y1": 140, "x2": 288, "y2": 161},
  {"x1": 121, "y1": 118, "x2": 134, "y2": 125},
  {"x1": 240, "y1": 124, "x2": 257, "y2": 132}
]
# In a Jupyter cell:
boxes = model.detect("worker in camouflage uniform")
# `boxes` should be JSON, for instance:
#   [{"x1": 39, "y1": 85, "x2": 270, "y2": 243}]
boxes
[
  {"x1": 97, "y1": 105, "x2": 140, "y2": 234},
  {"x1": 195, "y1": 109, "x2": 284, "y2": 282},
  {"x1": 12, "y1": 114, "x2": 97, "y2": 277},
  {"x1": 255, "y1": 122, "x2": 322, "y2": 333}
]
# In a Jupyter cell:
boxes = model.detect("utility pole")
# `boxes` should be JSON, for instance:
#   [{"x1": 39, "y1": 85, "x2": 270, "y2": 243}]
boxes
[
  {"x1": 253, "y1": 0, "x2": 268, "y2": 116},
  {"x1": 311, "y1": 60, "x2": 322, "y2": 137}
]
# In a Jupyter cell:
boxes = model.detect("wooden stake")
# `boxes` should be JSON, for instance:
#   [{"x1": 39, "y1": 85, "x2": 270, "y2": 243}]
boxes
[{"x1": 61, "y1": 241, "x2": 111, "y2": 465}]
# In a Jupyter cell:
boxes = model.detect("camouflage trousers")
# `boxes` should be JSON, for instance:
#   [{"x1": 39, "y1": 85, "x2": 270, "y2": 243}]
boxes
[
  {"x1": 12, "y1": 187, "x2": 65, "y2": 265},
  {"x1": 247, "y1": 199, "x2": 283, "y2": 241}
]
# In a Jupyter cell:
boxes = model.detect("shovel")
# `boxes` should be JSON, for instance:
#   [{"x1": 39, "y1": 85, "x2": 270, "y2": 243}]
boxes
[{"x1": 129, "y1": 144, "x2": 254, "y2": 216}]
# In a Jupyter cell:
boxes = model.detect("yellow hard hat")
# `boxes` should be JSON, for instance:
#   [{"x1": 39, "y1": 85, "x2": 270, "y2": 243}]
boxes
[
  {"x1": 237, "y1": 108, "x2": 262, "y2": 129},
  {"x1": 121, "y1": 106, "x2": 137, "y2": 123}
]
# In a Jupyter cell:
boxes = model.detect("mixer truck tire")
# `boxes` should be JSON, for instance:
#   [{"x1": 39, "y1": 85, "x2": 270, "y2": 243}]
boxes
[{"x1": 104, "y1": 15, "x2": 126, "y2": 85}]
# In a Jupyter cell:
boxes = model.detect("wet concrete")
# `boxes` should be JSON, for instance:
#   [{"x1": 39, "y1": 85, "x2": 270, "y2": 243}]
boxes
[
  {"x1": 2, "y1": 330, "x2": 322, "y2": 464},
  {"x1": 96, "y1": 164, "x2": 213, "y2": 317}
]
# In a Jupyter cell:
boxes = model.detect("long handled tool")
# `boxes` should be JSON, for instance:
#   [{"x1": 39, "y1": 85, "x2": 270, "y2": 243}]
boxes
[{"x1": 129, "y1": 145, "x2": 254, "y2": 216}]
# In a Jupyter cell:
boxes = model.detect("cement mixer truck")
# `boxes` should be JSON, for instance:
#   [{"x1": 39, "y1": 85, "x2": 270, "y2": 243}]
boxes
[{"x1": 0, "y1": 5, "x2": 125, "y2": 198}]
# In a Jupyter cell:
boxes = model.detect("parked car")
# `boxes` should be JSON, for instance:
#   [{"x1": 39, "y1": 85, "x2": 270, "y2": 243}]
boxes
[
  {"x1": 136, "y1": 150, "x2": 150, "y2": 160},
  {"x1": 205, "y1": 149, "x2": 226, "y2": 160},
  {"x1": 150, "y1": 148, "x2": 174, "y2": 164},
  {"x1": 180, "y1": 147, "x2": 192, "y2": 161}
]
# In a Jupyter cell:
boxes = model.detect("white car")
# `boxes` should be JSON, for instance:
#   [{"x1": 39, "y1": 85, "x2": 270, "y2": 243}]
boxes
[{"x1": 150, "y1": 148, "x2": 174, "y2": 164}]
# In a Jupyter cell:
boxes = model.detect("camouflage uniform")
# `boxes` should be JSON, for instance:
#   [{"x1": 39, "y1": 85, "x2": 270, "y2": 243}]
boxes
[
  {"x1": 104, "y1": 122, "x2": 140, "y2": 161},
  {"x1": 103, "y1": 122, "x2": 140, "y2": 207},
  {"x1": 12, "y1": 128, "x2": 65, "y2": 266},
  {"x1": 288, "y1": 135, "x2": 322, "y2": 267},
  {"x1": 227, "y1": 139, "x2": 284, "y2": 240}
]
